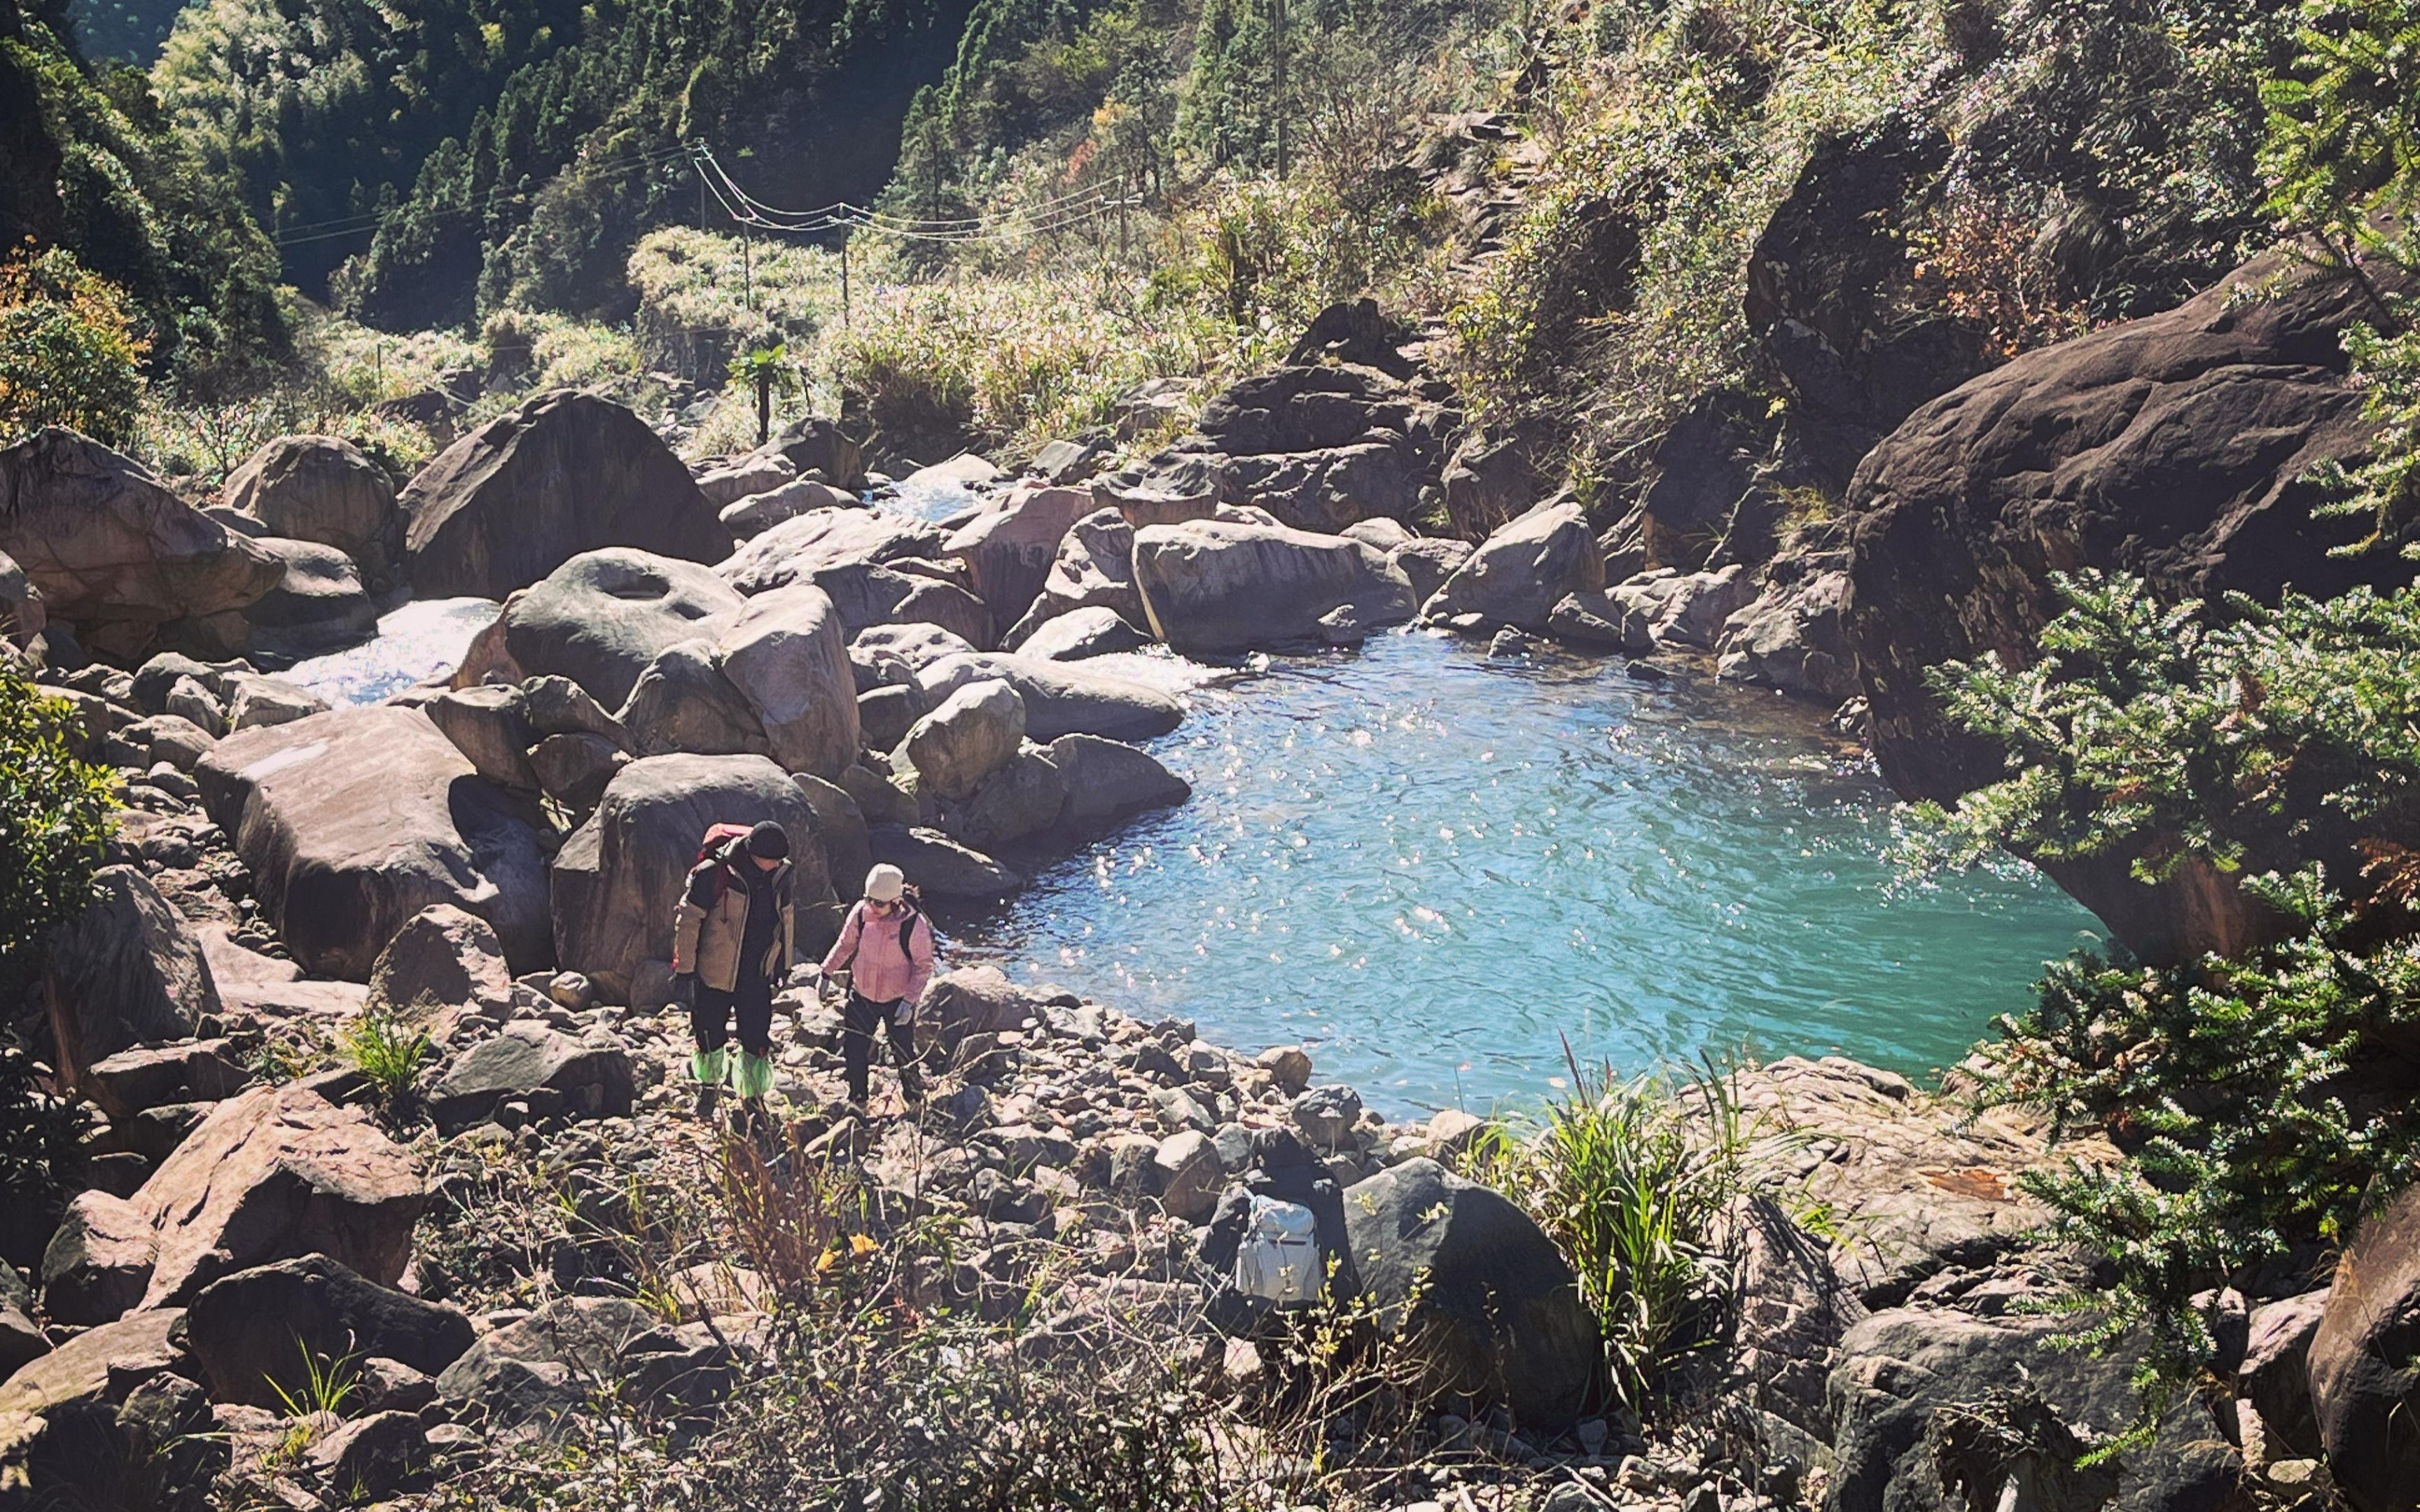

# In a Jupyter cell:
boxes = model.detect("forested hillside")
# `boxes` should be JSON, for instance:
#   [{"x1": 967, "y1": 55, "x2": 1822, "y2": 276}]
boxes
[
  {"x1": 1, "y1": 0, "x2": 286, "y2": 392},
  {"x1": 154, "y1": 0, "x2": 984, "y2": 328}
]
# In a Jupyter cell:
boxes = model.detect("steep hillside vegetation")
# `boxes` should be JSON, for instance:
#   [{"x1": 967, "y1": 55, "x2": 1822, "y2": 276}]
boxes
[
  {"x1": 155, "y1": 0, "x2": 985, "y2": 328},
  {"x1": 1, "y1": 0, "x2": 286, "y2": 392}
]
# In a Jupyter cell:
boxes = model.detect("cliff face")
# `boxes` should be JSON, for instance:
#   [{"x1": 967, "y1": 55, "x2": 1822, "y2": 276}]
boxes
[{"x1": 1844, "y1": 242, "x2": 2419, "y2": 962}]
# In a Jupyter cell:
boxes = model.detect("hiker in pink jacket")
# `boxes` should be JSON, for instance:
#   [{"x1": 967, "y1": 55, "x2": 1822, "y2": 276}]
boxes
[{"x1": 820, "y1": 863, "x2": 936, "y2": 1108}]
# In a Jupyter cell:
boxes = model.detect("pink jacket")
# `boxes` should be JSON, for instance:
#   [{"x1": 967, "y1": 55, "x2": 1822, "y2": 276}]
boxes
[{"x1": 820, "y1": 899, "x2": 936, "y2": 1006}]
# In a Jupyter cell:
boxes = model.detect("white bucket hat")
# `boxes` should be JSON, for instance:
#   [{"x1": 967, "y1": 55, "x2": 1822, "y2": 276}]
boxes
[{"x1": 864, "y1": 863, "x2": 906, "y2": 902}]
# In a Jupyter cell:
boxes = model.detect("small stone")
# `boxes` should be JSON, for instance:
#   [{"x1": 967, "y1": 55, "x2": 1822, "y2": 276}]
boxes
[
  {"x1": 1424, "y1": 1107, "x2": 1488, "y2": 1158},
  {"x1": 1221, "y1": 1337, "x2": 1263, "y2": 1387},
  {"x1": 1256, "y1": 1044, "x2": 1312, "y2": 1094},
  {"x1": 1291, "y1": 1084, "x2": 1363, "y2": 1150}
]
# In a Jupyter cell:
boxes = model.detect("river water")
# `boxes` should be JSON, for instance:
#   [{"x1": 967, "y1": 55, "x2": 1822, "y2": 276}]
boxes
[
  {"x1": 287, "y1": 482, "x2": 2100, "y2": 1116},
  {"x1": 945, "y1": 634, "x2": 2098, "y2": 1115}
]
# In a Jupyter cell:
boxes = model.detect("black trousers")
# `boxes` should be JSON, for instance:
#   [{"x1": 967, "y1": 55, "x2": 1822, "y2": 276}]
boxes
[
  {"x1": 693, "y1": 970, "x2": 774, "y2": 1058},
  {"x1": 842, "y1": 992, "x2": 922, "y2": 1105}
]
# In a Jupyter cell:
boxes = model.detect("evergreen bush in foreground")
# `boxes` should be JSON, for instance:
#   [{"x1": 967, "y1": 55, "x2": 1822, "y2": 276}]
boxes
[
  {"x1": 1905, "y1": 572, "x2": 2420, "y2": 1364},
  {"x1": 0, "y1": 662, "x2": 118, "y2": 1214}
]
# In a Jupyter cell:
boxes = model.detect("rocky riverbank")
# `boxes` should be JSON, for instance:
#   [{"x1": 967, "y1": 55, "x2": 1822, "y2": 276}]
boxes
[
  {"x1": 7, "y1": 208, "x2": 2419, "y2": 1511},
  {"x1": 0, "y1": 806, "x2": 2212, "y2": 1512}
]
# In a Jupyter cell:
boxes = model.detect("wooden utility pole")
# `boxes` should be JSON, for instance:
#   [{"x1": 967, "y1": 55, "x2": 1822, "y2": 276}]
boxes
[
  {"x1": 742, "y1": 225, "x2": 754, "y2": 312},
  {"x1": 840, "y1": 237, "x2": 851, "y2": 330},
  {"x1": 1271, "y1": 0, "x2": 1288, "y2": 181}
]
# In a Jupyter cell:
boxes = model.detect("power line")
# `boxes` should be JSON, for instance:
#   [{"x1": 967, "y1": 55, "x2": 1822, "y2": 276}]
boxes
[
  {"x1": 691, "y1": 146, "x2": 1132, "y2": 244},
  {"x1": 702, "y1": 146, "x2": 1111, "y2": 229}
]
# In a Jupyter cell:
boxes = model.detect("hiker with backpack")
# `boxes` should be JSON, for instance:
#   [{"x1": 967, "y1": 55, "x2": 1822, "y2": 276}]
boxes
[
  {"x1": 670, "y1": 820, "x2": 798, "y2": 1121},
  {"x1": 820, "y1": 863, "x2": 936, "y2": 1111}
]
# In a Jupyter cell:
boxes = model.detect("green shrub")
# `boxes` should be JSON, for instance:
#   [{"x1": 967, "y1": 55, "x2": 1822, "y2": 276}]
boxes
[
  {"x1": 627, "y1": 227, "x2": 835, "y2": 382},
  {"x1": 0, "y1": 664, "x2": 120, "y2": 1212},
  {"x1": 2260, "y1": 0, "x2": 2420, "y2": 557},
  {"x1": 338, "y1": 1007, "x2": 432, "y2": 1109},
  {"x1": 1464, "y1": 1052, "x2": 1767, "y2": 1404},
  {"x1": 0, "y1": 244, "x2": 148, "y2": 444},
  {"x1": 1903, "y1": 572, "x2": 2420, "y2": 1362}
]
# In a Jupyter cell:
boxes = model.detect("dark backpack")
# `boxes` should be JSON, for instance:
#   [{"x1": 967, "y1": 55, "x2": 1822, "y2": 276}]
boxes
[
  {"x1": 689, "y1": 822, "x2": 773, "y2": 909},
  {"x1": 839, "y1": 888, "x2": 925, "y2": 968}
]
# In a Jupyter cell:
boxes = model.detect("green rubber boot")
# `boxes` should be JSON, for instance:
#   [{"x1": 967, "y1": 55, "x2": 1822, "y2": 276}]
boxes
[{"x1": 690, "y1": 1049, "x2": 728, "y2": 1121}]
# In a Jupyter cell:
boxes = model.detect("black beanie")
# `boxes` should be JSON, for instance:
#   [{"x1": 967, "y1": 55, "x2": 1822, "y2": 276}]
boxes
[{"x1": 745, "y1": 820, "x2": 790, "y2": 860}]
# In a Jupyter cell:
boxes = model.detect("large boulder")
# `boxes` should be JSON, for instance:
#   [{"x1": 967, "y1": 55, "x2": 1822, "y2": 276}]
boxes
[
  {"x1": 695, "y1": 451, "x2": 796, "y2": 511},
  {"x1": 241, "y1": 536, "x2": 379, "y2": 655},
  {"x1": 2309, "y1": 1184, "x2": 2420, "y2": 1511},
  {"x1": 900, "y1": 678, "x2": 1024, "y2": 802},
  {"x1": 716, "y1": 508, "x2": 943, "y2": 596},
  {"x1": 0, "y1": 428, "x2": 282, "y2": 659},
  {"x1": 618, "y1": 640, "x2": 770, "y2": 758},
  {"x1": 39, "y1": 1191, "x2": 155, "y2": 1325},
  {"x1": 222, "y1": 435, "x2": 403, "y2": 586},
  {"x1": 1104, "y1": 361, "x2": 1447, "y2": 531},
  {"x1": 1844, "y1": 243, "x2": 2416, "y2": 964},
  {"x1": 2241, "y1": 1290, "x2": 2326, "y2": 1464},
  {"x1": 186, "y1": 1255, "x2": 473, "y2": 1408},
  {"x1": 1745, "y1": 115, "x2": 1991, "y2": 491},
  {"x1": 944, "y1": 484, "x2": 1097, "y2": 624},
  {"x1": 1019, "y1": 605, "x2": 1149, "y2": 662},
  {"x1": 452, "y1": 548, "x2": 746, "y2": 710},
  {"x1": 806, "y1": 561, "x2": 993, "y2": 648},
  {"x1": 1340, "y1": 1158, "x2": 1602, "y2": 1429},
  {"x1": 43, "y1": 865, "x2": 216, "y2": 1084},
  {"x1": 0, "y1": 1306, "x2": 183, "y2": 1417},
  {"x1": 946, "y1": 748, "x2": 1069, "y2": 849},
  {"x1": 80, "y1": 1040, "x2": 246, "y2": 1121},
  {"x1": 1048, "y1": 734, "x2": 1189, "y2": 837},
  {"x1": 755, "y1": 414, "x2": 864, "y2": 491},
  {"x1": 854, "y1": 622, "x2": 978, "y2": 673},
  {"x1": 0, "y1": 547, "x2": 44, "y2": 649},
  {"x1": 428, "y1": 1023, "x2": 636, "y2": 1133},
  {"x1": 531, "y1": 731, "x2": 628, "y2": 814},
  {"x1": 422, "y1": 683, "x2": 540, "y2": 790},
  {"x1": 917, "y1": 652, "x2": 1182, "y2": 742},
  {"x1": 223, "y1": 671, "x2": 328, "y2": 731},
  {"x1": 367, "y1": 903, "x2": 513, "y2": 1016},
  {"x1": 714, "y1": 584, "x2": 861, "y2": 778},
  {"x1": 401, "y1": 391, "x2": 729, "y2": 599},
  {"x1": 1421, "y1": 499, "x2": 1606, "y2": 631},
  {"x1": 1003, "y1": 507, "x2": 1145, "y2": 646},
  {"x1": 195, "y1": 706, "x2": 551, "y2": 979},
  {"x1": 1391, "y1": 537, "x2": 1475, "y2": 606},
  {"x1": 1132, "y1": 517, "x2": 1417, "y2": 654},
  {"x1": 719, "y1": 477, "x2": 854, "y2": 538},
  {"x1": 1603, "y1": 564, "x2": 1758, "y2": 650},
  {"x1": 550, "y1": 754, "x2": 833, "y2": 999},
  {"x1": 1827, "y1": 1306, "x2": 2244, "y2": 1512},
  {"x1": 1716, "y1": 562, "x2": 1859, "y2": 701},
  {"x1": 130, "y1": 1082, "x2": 424, "y2": 1308},
  {"x1": 867, "y1": 825, "x2": 1022, "y2": 899}
]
